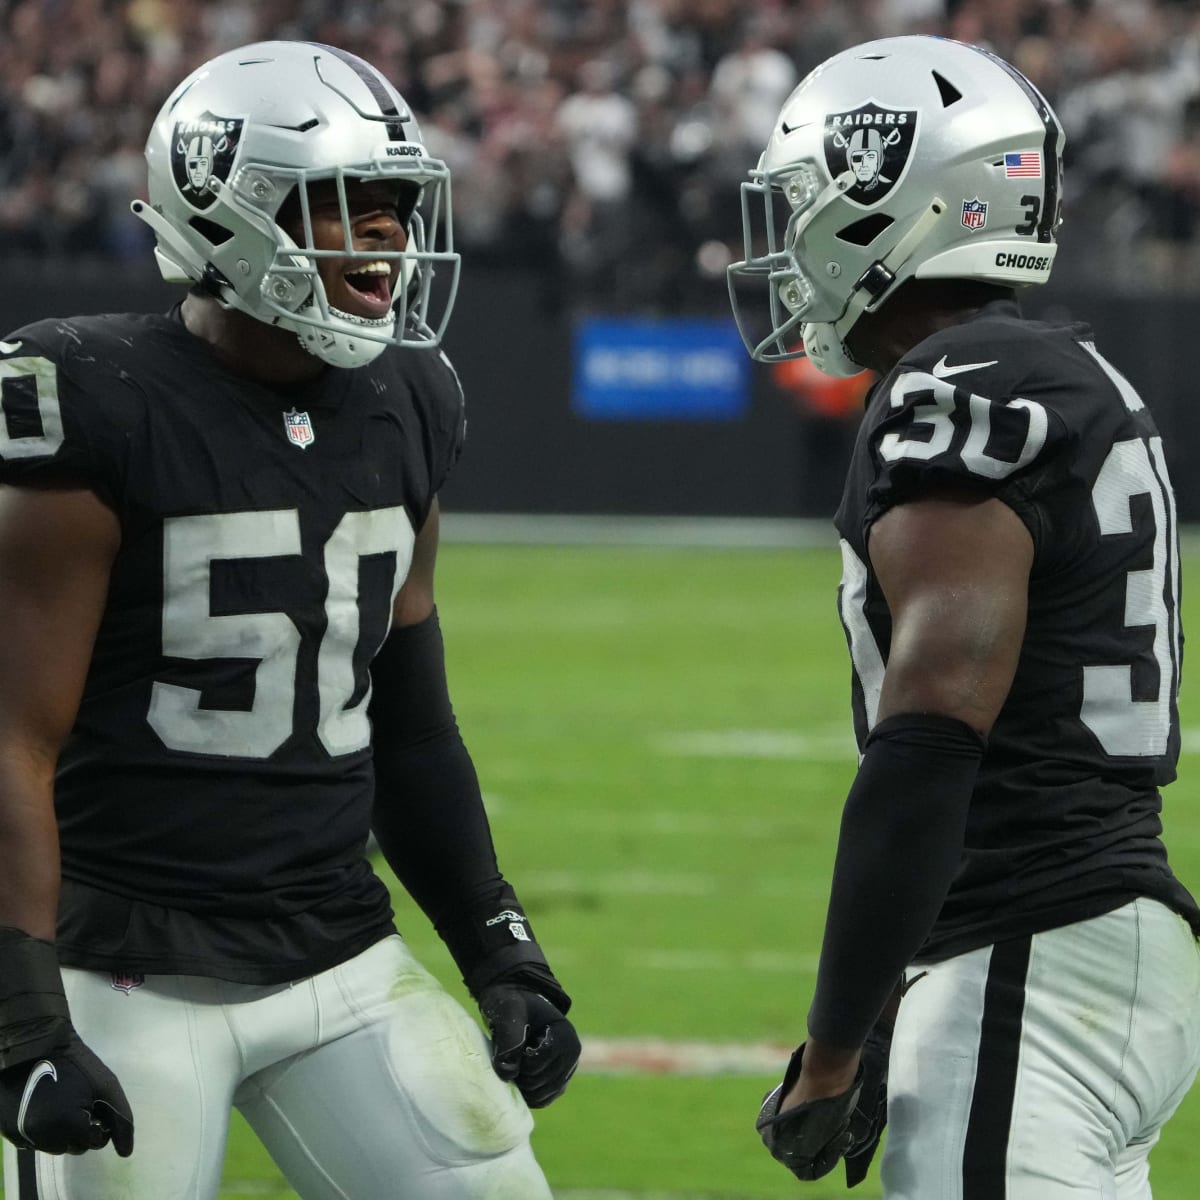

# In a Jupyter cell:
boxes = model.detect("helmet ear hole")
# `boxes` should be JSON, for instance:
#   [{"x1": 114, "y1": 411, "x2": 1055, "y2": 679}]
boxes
[
  {"x1": 836, "y1": 214, "x2": 894, "y2": 248},
  {"x1": 189, "y1": 216, "x2": 235, "y2": 246}
]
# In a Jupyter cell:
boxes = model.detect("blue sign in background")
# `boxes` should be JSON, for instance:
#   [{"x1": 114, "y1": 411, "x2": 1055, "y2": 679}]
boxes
[{"x1": 572, "y1": 317, "x2": 750, "y2": 420}]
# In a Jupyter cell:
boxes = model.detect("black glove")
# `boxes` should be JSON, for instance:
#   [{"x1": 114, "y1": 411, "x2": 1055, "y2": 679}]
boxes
[
  {"x1": 0, "y1": 929, "x2": 133, "y2": 1157},
  {"x1": 477, "y1": 983, "x2": 581, "y2": 1108},
  {"x1": 0, "y1": 1030, "x2": 133, "y2": 1157},
  {"x1": 843, "y1": 1022, "x2": 892, "y2": 1187},
  {"x1": 433, "y1": 886, "x2": 579, "y2": 1107},
  {"x1": 756, "y1": 1043, "x2": 864, "y2": 1182}
]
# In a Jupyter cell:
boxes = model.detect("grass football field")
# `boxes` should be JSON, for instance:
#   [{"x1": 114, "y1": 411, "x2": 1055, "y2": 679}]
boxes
[{"x1": 19, "y1": 532, "x2": 1200, "y2": 1198}]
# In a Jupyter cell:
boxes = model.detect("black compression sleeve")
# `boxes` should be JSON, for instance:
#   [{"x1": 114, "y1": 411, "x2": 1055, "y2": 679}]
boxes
[
  {"x1": 806, "y1": 713, "x2": 985, "y2": 1049},
  {"x1": 0, "y1": 929, "x2": 72, "y2": 1068},
  {"x1": 368, "y1": 609, "x2": 559, "y2": 999}
]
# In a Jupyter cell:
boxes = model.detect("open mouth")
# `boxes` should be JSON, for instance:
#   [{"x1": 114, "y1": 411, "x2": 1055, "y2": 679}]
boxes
[{"x1": 339, "y1": 259, "x2": 395, "y2": 318}]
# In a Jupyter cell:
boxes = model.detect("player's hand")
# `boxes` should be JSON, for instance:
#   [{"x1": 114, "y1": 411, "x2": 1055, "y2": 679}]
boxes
[
  {"x1": 477, "y1": 983, "x2": 581, "y2": 1108},
  {"x1": 0, "y1": 1030, "x2": 134, "y2": 1157},
  {"x1": 843, "y1": 1022, "x2": 891, "y2": 1186},
  {"x1": 756, "y1": 1042, "x2": 863, "y2": 1181}
]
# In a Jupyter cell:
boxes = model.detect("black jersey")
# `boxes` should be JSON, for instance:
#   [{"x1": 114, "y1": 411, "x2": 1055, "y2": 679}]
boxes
[
  {"x1": 835, "y1": 299, "x2": 1200, "y2": 960},
  {"x1": 0, "y1": 308, "x2": 465, "y2": 982}
]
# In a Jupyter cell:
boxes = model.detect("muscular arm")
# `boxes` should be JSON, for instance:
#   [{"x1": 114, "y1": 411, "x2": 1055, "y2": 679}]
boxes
[
  {"x1": 0, "y1": 484, "x2": 120, "y2": 939},
  {"x1": 370, "y1": 500, "x2": 577, "y2": 1104},
  {"x1": 390, "y1": 495, "x2": 439, "y2": 630},
  {"x1": 369, "y1": 500, "x2": 558, "y2": 992},
  {"x1": 369, "y1": 498, "x2": 501, "y2": 913},
  {"x1": 872, "y1": 492, "x2": 1032, "y2": 731},
  {"x1": 791, "y1": 491, "x2": 1032, "y2": 1100}
]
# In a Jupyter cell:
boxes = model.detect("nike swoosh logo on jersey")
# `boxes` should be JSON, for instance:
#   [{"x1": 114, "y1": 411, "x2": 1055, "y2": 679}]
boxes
[
  {"x1": 780, "y1": 120, "x2": 811, "y2": 135},
  {"x1": 18, "y1": 1060, "x2": 58, "y2": 1140},
  {"x1": 0, "y1": 339, "x2": 23, "y2": 355},
  {"x1": 931, "y1": 355, "x2": 998, "y2": 378}
]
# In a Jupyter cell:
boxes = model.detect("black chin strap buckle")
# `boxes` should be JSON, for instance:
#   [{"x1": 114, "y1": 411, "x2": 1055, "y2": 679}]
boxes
[{"x1": 854, "y1": 261, "x2": 895, "y2": 301}]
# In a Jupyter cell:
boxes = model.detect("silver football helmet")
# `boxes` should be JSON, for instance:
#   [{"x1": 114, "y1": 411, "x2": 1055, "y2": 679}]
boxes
[
  {"x1": 133, "y1": 41, "x2": 459, "y2": 368},
  {"x1": 727, "y1": 36, "x2": 1065, "y2": 376}
]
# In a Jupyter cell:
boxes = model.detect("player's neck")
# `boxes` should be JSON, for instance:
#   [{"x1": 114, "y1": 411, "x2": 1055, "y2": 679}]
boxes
[
  {"x1": 180, "y1": 293, "x2": 327, "y2": 386},
  {"x1": 846, "y1": 282, "x2": 1012, "y2": 376},
  {"x1": 851, "y1": 311, "x2": 972, "y2": 376}
]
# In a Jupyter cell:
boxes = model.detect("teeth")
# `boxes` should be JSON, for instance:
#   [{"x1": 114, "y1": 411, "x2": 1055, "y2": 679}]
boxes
[{"x1": 347, "y1": 260, "x2": 391, "y2": 276}]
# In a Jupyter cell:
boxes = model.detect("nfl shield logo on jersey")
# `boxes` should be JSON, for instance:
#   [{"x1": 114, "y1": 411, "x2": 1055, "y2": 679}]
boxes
[
  {"x1": 283, "y1": 408, "x2": 315, "y2": 449},
  {"x1": 111, "y1": 972, "x2": 145, "y2": 994},
  {"x1": 961, "y1": 197, "x2": 988, "y2": 230}
]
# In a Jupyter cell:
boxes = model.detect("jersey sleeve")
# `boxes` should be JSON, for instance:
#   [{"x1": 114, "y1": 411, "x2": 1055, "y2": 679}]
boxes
[
  {"x1": 416, "y1": 346, "x2": 467, "y2": 497},
  {"x1": 0, "y1": 320, "x2": 138, "y2": 508},
  {"x1": 859, "y1": 325, "x2": 1076, "y2": 542}
]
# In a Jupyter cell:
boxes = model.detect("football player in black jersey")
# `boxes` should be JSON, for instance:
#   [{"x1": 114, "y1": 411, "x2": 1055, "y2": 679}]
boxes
[
  {"x1": 728, "y1": 35, "x2": 1200, "y2": 1198},
  {"x1": 0, "y1": 41, "x2": 578, "y2": 1200}
]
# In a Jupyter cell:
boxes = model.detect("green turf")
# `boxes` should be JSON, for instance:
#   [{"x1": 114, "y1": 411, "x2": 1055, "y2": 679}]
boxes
[{"x1": 10, "y1": 540, "x2": 1200, "y2": 1197}]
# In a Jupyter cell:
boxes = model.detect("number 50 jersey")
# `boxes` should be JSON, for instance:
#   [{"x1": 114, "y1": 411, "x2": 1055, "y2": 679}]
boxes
[
  {"x1": 836, "y1": 298, "x2": 1200, "y2": 960},
  {"x1": 0, "y1": 308, "x2": 466, "y2": 983}
]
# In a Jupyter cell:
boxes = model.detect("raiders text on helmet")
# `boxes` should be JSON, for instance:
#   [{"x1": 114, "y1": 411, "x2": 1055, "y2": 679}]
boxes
[
  {"x1": 133, "y1": 41, "x2": 460, "y2": 367},
  {"x1": 727, "y1": 36, "x2": 1065, "y2": 376}
]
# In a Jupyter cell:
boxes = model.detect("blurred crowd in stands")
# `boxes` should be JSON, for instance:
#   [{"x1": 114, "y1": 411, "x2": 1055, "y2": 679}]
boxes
[{"x1": 6, "y1": 0, "x2": 1200, "y2": 306}]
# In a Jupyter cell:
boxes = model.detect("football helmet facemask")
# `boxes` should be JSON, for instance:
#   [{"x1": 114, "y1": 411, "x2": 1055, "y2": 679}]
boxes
[
  {"x1": 134, "y1": 41, "x2": 459, "y2": 368},
  {"x1": 727, "y1": 36, "x2": 1065, "y2": 376}
]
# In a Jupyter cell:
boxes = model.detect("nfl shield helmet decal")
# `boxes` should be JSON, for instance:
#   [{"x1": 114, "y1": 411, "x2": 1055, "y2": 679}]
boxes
[
  {"x1": 171, "y1": 112, "x2": 244, "y2": 211},
  {"x1": 823, "y1": 101, "x2": 918, "y2": 206},
  {"x1": 961, "y1": 197, "x2": 988, "y2": 230},
  {"x1": 283, "y1": 408, "x2": 315, "y2": 449}
]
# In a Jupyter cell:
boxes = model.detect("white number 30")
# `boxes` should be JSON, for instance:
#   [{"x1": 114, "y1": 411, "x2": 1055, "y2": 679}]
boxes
[{"x1": 1082, "y1": 436, "x2": 1179, "y2": 757}]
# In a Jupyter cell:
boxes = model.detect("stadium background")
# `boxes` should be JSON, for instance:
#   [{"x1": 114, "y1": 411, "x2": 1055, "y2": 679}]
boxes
[{"x1": 4, "y1": 1, "x2": 1200, "y2": 1197}]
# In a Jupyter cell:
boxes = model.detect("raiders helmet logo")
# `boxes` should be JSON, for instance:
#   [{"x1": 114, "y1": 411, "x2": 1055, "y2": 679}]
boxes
[
  {"x1": 823, "y1": 101, "x2": 918, "y2": 207},
  {"x1": 171, "y1": 112, "x2": 244, "y2": 211}
]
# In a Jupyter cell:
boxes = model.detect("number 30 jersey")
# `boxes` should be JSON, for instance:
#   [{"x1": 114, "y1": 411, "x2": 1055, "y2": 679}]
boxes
[
  {"x1": 0, "y1": 308, "x2": 466, "y2": 982},
  {"x1": 835, "y1": 298, "x2": 1200, "y2": 960}
]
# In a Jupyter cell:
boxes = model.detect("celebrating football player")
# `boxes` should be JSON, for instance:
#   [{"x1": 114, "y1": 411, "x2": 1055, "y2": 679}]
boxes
[
  {"x1": 728, "y1": 35, "x2": 1200, "y2": 1197},
  {"x1": 0, "y1": 41, "x2": 578, "y2": 1199}
]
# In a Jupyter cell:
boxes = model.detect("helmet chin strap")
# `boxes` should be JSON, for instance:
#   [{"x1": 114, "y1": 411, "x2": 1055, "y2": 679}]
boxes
[
  {"x1": 805, "y1": 197, "x2": 949, "y2": 378},
  {"x1": 281, "y1": 303, "x2": 396, "y2": 368}
]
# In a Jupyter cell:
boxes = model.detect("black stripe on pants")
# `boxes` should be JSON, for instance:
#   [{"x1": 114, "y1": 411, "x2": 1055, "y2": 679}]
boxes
[
  {"x1": 16, "y1": 1147, "x2": 39, "y2": 1198},
  {"x1": 962, "y1": 936, "x2": 1033, "y2": 1198}
]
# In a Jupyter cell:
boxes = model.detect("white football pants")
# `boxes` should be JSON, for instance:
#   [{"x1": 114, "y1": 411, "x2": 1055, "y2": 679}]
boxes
[
  {"x1": 2, "y1": 935, "x2": 552, "y2": 1200},
  {"x1": 882, "y1": 898, "x2": 1200, "y2": 1199}
]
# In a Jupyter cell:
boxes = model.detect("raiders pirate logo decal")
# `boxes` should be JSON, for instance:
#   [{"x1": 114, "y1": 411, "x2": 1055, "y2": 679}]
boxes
[
  {"x1": 823, "y1": 101, "x2": 918, "y2": 206},
  {"x1": 171, "y1": 112, "x2": 244, "y2": 211}
]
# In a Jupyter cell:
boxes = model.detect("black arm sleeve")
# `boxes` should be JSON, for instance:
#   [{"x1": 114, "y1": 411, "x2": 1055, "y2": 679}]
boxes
[
  {"x1": 806, "y1": 712, "x2": 985, "y2": 1049},
  {"x1": 0, "y1": 929, "x2": 72, "y2": 1069},
  {"x1": 368, "y1": 609, "x2": 565, "y2": 1004}
]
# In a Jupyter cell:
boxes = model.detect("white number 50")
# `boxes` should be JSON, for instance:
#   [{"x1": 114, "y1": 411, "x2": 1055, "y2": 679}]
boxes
[{"x1": 148, "y1": 507, "x2": 414, "y2": 760}]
